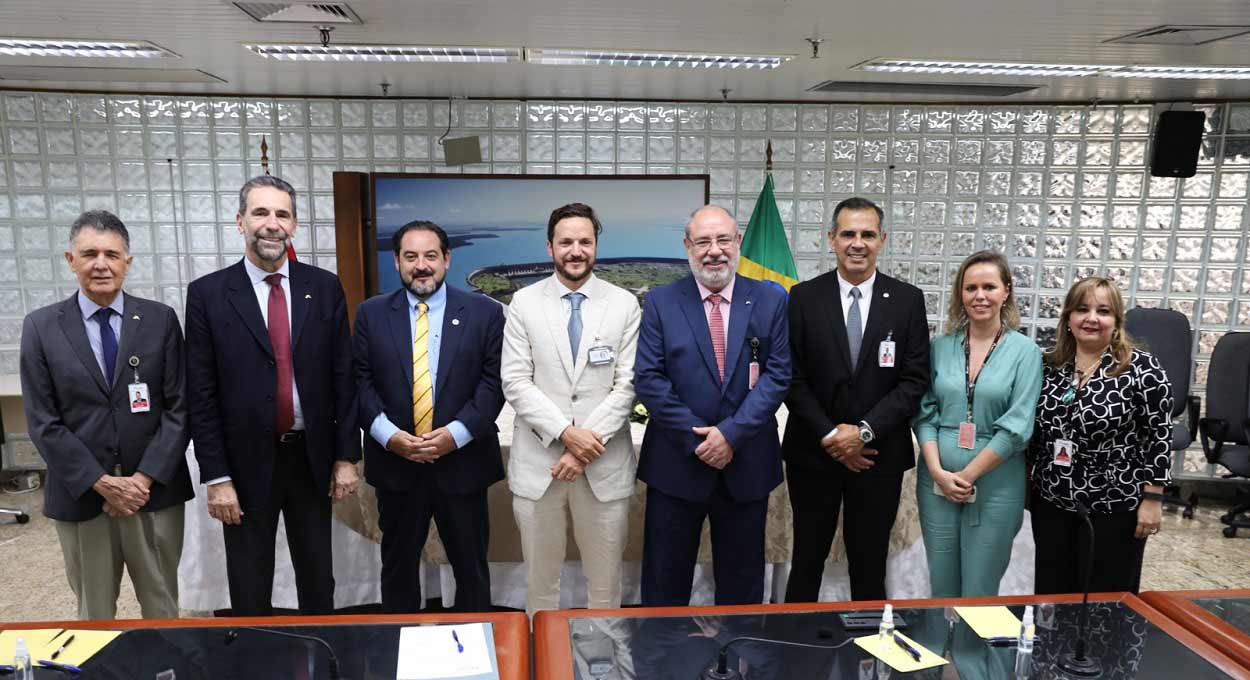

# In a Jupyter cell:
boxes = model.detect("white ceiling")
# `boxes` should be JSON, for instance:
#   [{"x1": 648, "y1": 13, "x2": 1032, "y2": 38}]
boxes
[{"x1": 1, "y1": 0, "x2": 1250, "y2": 102}]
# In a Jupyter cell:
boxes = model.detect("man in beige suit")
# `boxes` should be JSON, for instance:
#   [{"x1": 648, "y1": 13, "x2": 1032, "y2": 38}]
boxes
[{"x1": 502, "y1": 202, "x2": 641, "y2": 616}]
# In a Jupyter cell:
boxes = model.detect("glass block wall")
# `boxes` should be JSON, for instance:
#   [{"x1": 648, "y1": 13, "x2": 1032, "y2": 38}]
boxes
[{"x1": 2, "y1": 93, "x2": 1248, "y2": 475}]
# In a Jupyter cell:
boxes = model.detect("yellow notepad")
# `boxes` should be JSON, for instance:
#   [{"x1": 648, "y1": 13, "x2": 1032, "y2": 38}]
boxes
[
  {"x1": 0, "y1": 629, "x2": 63, "y2": 661},
  {"x1": 955, "y1": 606, "x2": 1023, "y2": 639},
  {"x1": 34, "y1": 629, "x2": 122, "y2": 666},
  {"x1": 853, "y1": 632, "x2": 948, "y2": 673}
]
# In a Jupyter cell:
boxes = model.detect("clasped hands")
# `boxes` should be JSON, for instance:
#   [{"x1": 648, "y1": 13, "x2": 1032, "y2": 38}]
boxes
[
  {"x1": 387, "y1": 427, "x2": 458, "y2": 463},
  {"x1": 551, "y1": 426, "x2": 604, "y2": 482},
  {"x1": 822, "y1": 423, "x2": 878, "y2": 472},
  {"x1": 95, "y1": 472, "x2": 152, "y2": 518}
]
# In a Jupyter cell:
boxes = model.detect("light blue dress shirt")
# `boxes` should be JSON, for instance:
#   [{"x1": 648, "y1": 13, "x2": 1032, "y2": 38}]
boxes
[
  {"x1": 78, "y1": 290, "x2": 125, "y2": 381},
  {"x1": 369, "y1": 284, "x2": 473, "y2": 450}
]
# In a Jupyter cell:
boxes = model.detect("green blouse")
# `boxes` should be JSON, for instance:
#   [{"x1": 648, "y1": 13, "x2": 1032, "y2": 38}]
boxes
[{"x1": 912, "y1": 329, "x2": 1043, "y2": 460}]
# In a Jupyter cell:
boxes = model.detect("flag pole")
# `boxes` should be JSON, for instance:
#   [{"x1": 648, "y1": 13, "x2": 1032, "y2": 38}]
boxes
[{"x1": 765, "y1": 139, "x2": 773, "y2": 174}]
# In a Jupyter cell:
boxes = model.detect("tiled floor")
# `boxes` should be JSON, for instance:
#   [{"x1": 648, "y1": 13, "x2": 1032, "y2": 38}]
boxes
[{"x1": 0, "y1": 482, "x2": 1246, "y2": 622}]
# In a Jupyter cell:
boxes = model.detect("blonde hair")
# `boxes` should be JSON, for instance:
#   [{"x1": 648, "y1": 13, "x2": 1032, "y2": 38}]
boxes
[
  {"x1": 943, "y1": 250, "x2": 1021, "y2": 335},
  {"x1": 1045, "y1": 276, "x2": 1135, "y2": 377}
]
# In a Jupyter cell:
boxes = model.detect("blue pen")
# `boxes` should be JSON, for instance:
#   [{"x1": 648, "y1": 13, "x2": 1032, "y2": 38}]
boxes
[
  {"x1": 452, "y1": 629, "x2": 464, "y2": 653},
  {"x1": 39, "y1": 659, "x2": 84, "y2": 674},
  {"x1": 892, "y1": 633, "x2": 922, "y2": 661}
]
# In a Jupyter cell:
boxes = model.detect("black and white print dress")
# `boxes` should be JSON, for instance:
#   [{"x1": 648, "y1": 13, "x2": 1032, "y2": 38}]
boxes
[{"x1": 1028, "y1": 349, "x2": 1173, "y2": 514}]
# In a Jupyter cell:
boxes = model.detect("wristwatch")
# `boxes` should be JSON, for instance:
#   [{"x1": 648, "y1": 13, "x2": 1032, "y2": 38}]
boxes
[{"x1": 858, "y1": 421, "x2": 874, "y2": 444}]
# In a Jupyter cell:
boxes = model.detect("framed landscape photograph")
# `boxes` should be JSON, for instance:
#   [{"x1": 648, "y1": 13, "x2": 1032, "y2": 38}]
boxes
[{"x1": 369, "y1": 174, "x2": 710, "y2": 305}]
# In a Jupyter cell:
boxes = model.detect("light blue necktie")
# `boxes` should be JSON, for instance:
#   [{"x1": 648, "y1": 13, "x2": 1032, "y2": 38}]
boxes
[
  {"x1": 566, "y1": 292, "x2": 584, "y2": 365},
  {"x1": 846, "y1": 286, "x2": 863, "y2": 368}
]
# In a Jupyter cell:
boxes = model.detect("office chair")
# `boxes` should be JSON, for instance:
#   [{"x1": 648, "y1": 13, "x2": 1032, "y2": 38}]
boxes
[
  {"x1": 1125, "y1": 307, "x2": 1200, "y2": 517},
  {"x1": 1197, "y1": 332, "x2": 1250, "y2": 538}
]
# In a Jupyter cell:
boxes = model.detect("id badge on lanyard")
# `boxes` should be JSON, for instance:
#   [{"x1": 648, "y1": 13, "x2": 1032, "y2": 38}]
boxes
[{"x1": 960, "y1": 328, "x2": 1003, "y2": 449}]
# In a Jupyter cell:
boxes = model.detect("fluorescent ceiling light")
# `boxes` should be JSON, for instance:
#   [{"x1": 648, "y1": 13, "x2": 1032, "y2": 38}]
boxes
[
  {"x1": 244, "y1": 44, "x2": 522, "y2": 63},
  {"x1": 526, "y1": 48, "x2": 791, "y2": 69},
  {"x1": 855, "y1": 59, "x2": 1119, "y2": 77},
  {"x1": 0, "y1": 38, "x2": 177, "y2": 59},
  {"x1": 855, "y1": 58, "x2": 1250, "y2": 80},
  {"x1": 1110, "y1": 65, "x2": 1250, "y2": 79}
]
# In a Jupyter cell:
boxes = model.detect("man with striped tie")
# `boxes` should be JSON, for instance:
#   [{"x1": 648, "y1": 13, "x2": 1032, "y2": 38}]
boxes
[
  {"x1": 353, "y1": 220, "x2": 506, "y2": 613},
  {"x1": 634, "y1": 205, "x2": 792, "y2": 606}
]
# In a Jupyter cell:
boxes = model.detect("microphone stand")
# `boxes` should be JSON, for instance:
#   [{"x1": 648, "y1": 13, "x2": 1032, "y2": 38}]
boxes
[
  {"x1": 225, "y1": 627, "x2": 342, "y2": 680},
  {"x1": 701, "y1": 634, "x2": 856, "y2": 680},
  {"x1": 1057, "y1": 501, "x2": 1102, "y2": 678}
]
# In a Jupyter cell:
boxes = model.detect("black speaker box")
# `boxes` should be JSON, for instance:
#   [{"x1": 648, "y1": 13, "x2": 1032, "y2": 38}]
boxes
[{"x1": 1150, "y1": 111, "x2": 1206, "y2": 178}]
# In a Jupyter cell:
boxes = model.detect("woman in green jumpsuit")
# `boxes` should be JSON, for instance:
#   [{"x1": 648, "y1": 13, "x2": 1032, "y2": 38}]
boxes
[{"x1": 912, "y1": 250, "x2": 1042, "y2": 597}]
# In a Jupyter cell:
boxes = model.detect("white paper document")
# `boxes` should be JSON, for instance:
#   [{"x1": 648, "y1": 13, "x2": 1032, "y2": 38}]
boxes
[{"x1": 396, "y1": 622, "x2": 498, "y2": 680}]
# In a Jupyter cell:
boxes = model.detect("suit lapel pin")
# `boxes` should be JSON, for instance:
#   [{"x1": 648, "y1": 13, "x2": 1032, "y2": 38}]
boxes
[
  {"x1": 305, "y1": 293, "x2": 312, "y2": 299},
  {"x1": 882, "y1": 292, "x2": 890, "y2": 298},
  {"x1": 132, "y1": 314, "x2": 140, "y2": 320},
  {"x1": 745, "y1": 300, "x2": 752, "y2": 305},
  {"x1": 452, "y1": 318, "x2": 460, "y2": 326}
]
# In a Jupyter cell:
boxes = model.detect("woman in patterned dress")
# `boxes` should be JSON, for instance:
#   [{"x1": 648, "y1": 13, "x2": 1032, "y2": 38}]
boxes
[{"x1": 1029, "y1": 277, "x2": 1173, "y2": 594}]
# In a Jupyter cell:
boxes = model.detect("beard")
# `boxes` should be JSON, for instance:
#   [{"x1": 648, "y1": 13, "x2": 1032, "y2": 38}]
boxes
[
  {"x1": 249, "y1": 230, "x2": 289, "y2": 262},
  {"x1": 555, "y1": 255, "x2": 594, "y2": 283},
  {"x1": 689, "y1": 250, "x2": 738, "y2": 290},
  {"x1": 403, "y1": 267, "x2": 444, "y2": 297}
]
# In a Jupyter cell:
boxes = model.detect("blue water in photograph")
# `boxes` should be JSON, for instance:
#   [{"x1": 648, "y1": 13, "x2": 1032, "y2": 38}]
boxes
[{"x1": 373, "y1": 176, "x2": 707, "y2": 299}]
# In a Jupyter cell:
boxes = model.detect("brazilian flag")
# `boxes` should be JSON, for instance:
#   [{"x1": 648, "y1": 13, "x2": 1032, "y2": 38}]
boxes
[{"x1": 737, "y1": 174, "x2": 799, "y2": 292}]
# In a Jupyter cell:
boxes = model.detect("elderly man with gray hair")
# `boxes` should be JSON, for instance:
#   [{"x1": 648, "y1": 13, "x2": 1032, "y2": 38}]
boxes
[{"x1": 20, "y1": 209, "x2": 194, "y2": 619}]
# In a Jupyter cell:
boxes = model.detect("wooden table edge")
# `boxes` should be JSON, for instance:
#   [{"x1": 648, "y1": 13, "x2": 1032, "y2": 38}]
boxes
[
  {"x1": 0, "y1": 611, "x2": 531, "y2": 680},
  {"x1": 1140, "y1": 590, "x2": 1250, "y2": 674},
  {"x1": 534, "y1": 593, "x2": 1127, "y2": 680}
]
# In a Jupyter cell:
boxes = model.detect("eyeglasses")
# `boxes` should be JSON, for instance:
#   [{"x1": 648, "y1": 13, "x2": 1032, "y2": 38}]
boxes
[{"x1": 688, "y1": 236, "x2": 737, "y2": 253}]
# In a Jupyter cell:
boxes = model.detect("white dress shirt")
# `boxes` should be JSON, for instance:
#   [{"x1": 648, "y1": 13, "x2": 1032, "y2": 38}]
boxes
[{"x1": 836, "y1": 269, "x2": 876, "y2": 337}]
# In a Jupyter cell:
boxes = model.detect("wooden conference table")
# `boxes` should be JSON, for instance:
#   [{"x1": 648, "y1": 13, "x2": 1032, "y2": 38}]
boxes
[
  {"x1": 0, "y1": 610, "x2": 529, "y2": 679},
  {"x1": 1142, "y1": 589, "x2": 1250, "y2": 672},
  {"x1": 535, "y1": 593, "x2": 1250, "y2": 679}
]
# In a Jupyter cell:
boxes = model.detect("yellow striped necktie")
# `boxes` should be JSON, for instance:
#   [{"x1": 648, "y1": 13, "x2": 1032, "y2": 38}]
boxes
[{"x1": 412, "y1": 301, "x2": 434, "y2": 436}]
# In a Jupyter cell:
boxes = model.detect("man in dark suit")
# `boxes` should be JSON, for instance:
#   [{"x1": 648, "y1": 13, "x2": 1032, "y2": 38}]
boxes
[
  {"x1": 634, "y1": 205, "x2": 791, "y2": 606},
  {"x1": 783, "y1": 196, "x2": 930, "y2": 602},
  {"x1": 353, "y1": 220, "x2": 505, "y2": 613},
  {"x1": 185, "y1": 175, "x2": 360, "y2": 616},
  {"x1": 21, "y1": 209, "x2": 193, "y2": 619}
]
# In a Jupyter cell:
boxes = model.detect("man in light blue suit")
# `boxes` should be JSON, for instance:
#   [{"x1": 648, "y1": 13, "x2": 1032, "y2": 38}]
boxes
[{"x1": 634, "y1": 205, "x2": 791, "y2": 606}]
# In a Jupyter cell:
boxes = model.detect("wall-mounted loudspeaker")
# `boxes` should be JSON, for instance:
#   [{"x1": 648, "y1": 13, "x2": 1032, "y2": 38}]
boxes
[
  {"x1": 1150, "y1": 111, "x2": 1205, "y2": 178},
  {"x1": 443, "y1": 135, "x2": 483, "y2": 166}
]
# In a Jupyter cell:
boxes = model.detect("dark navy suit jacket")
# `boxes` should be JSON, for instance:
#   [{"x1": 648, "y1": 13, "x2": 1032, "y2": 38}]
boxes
[
  {"x1": 352, "y1": 285, "x2": 505, "y2": 495},
  {"x1": 634, "y1": 274, "x2": 791, "y2": 503},
  {"x1": 185, "y1": 259, "x2": 359, "y2": 511}
]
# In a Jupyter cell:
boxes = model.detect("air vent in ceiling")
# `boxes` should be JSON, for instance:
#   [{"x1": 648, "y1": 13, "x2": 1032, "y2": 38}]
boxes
[
  {"x1": 232, "y1": 2, "x2": 363, "y2": 24},
  {"x1": 1105, "y1": 25, "x2": 1250, "y2": 46},
  {"x1": 807, "y1": 81, "x2": 1039, "y2": 97}
]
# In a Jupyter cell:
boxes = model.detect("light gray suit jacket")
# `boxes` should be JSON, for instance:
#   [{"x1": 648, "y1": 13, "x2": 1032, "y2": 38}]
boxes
[
  {"x1": 501, "y1": 274, "x2": 640, "y2": 502},
  {"x1": 20, "y1": 292, "x2": 193, "y2": 521}
]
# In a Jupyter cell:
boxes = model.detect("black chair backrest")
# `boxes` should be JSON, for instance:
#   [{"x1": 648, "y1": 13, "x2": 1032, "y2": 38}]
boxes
[
  {"x1": 1125, "y1": 307, "x2": 1191, "y2": 420},
  {"x1": 1205, "y1": 332, "x2": 1250, "y2": 446}
]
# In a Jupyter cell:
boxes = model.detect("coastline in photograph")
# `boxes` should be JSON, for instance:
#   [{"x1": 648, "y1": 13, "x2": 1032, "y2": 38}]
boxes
[{"x1": 373, "y1": 176, "x2": 706, "y2": 299}]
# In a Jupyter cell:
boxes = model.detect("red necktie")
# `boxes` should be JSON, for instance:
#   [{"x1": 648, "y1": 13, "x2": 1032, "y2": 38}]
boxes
[
  {"x1": 707, "y1": 293, "x2": 726, "y2": 382},
  {"x1": 265, "y1": 273, "x2": 294, "y2": 435}
]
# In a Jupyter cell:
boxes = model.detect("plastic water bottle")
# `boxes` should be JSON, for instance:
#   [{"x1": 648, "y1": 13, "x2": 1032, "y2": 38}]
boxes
[
  {"x1": 13, "y1": 636, "x2": 33, "y2": 680},
  {"x1": 878, "y1": 604, "x2": 895, "y2": 651},
  {"x1": 1014, "y1": 606, "x2": 1035, "y2": 679}
]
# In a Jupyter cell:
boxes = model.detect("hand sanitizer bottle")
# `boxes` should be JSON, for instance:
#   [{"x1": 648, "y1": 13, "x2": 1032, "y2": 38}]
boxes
[
  {"x1": 878, "y1": 604, "x2": 895, "y2": 651},
  {"x1": 1014, "y1": 605, "x2": 1035, "y2": 679},
  {"x1": 14, "y1": 636, "x2": 33, "y2": 680}
]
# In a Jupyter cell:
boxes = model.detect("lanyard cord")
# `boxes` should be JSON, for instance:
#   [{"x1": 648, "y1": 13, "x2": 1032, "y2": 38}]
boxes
[{"x1": 963, "y1": 326, "x2": 1005, "y2": 423}]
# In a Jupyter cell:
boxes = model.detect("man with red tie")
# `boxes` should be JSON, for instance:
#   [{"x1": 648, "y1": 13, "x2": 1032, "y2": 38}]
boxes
[{"x1": 186, "y1": 176, "x2": 360, "y2": 616}]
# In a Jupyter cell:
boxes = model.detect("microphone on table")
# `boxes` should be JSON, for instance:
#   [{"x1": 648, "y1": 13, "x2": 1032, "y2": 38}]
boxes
[
  {"x1": 225, "y1": 627, "x2": 341, "y2": 680},
  {"x1": 701, "y1": 631, "x2": 855, "y2": 680},
  {"x1": 1056, "y1": 500, "x2": 1102, "y2": 678}
]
